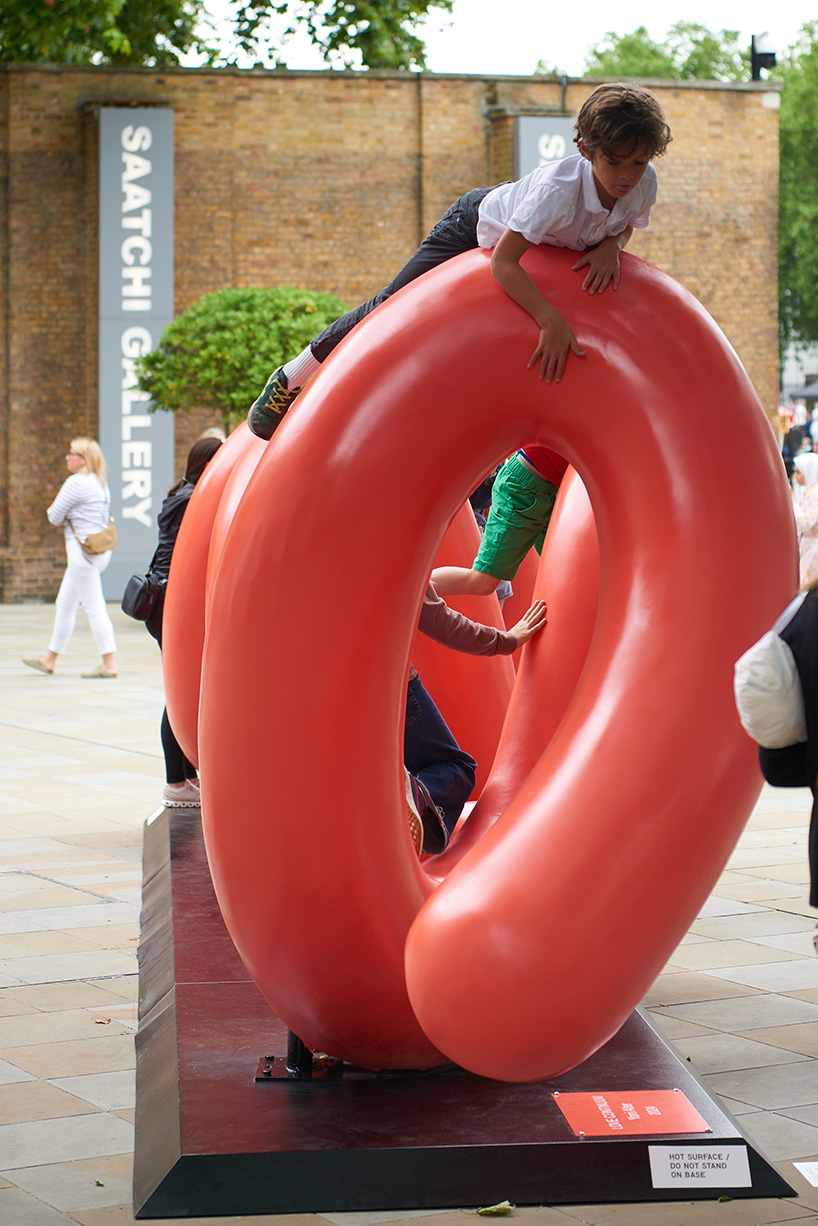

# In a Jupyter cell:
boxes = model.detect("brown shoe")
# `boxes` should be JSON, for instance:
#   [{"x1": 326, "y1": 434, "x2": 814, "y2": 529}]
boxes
[
  {"x1": 403, "y1": 769, "x2": 423, "y2": 856},
  {"x1": 23, "y1": 657, "x2": 53, "y2": 675},
  {"x1": 404, "y1": 769, "x2": 449, "y2": 856}
]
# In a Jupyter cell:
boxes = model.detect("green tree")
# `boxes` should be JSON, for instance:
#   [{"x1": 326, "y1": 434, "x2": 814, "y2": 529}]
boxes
[
  {"x1": 673, "y1": 23, "x2": 747, "y2": 81},
  {"x1": 584, "y1": 27, "x2": 675, "y2": 79},
  {"x1": 0, "y1": 0, "x2": 452, "y2": 70},
  {"x1": 136, "y1": 286, "x2": 348, "y2": 428},
  {"x1": 227, "y1": 0, "x2": 453, "y2": 71},
  {"x1": 0, "y1": 0, "x2": 203, "y2": 65},
  {"x1": 778, "y1": 23, "x2": 818, "y2": 351},
  {"x1": 584, "y1": 22, "x2": 748, "y2": 81}
]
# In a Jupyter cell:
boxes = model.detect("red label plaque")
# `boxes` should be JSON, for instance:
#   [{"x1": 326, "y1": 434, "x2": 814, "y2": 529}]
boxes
[{"x1": 553, "y1": 1089, "x2": 711, "y2": 1137}]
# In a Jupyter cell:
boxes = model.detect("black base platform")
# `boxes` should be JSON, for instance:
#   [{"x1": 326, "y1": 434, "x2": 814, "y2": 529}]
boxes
[{"x1": 134, "y1": 808, "x2": 794, "y2": 1219}]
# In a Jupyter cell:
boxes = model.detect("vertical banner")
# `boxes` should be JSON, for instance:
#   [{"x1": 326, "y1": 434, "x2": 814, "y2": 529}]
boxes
[
  {"x1": 98, "y1": 108, "x2": 174, "y2": 600},
  {"x1": 514, "y1": 116, "x2": 576, "y2": 177}
]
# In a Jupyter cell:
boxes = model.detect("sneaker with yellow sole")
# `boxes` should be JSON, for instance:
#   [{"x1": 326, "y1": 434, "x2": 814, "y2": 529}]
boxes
[{"x1": 247, "y1": 367, "x2": 299, "y2": 439}]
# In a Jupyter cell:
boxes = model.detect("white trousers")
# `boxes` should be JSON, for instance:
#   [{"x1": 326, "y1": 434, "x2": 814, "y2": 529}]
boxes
[{"x1": 49, "y1": 536, "x2": 117, "y2": 656}]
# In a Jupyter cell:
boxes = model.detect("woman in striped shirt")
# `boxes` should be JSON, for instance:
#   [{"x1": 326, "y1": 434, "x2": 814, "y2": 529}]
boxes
[{"x1": 23, "y1": 438, "x2": 117, "y2": 678}]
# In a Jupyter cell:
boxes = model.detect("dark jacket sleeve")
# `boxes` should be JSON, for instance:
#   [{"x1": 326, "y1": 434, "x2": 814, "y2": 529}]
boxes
[
  {"x1": 759, "y1": 743, "x2": 814, "y2": 788},
  {"x1": 151, "y1": 482, "x2": 195, "y2": 583},
  {"x1": 418, "y1": 583, "x2": 517, "y2": 656}
]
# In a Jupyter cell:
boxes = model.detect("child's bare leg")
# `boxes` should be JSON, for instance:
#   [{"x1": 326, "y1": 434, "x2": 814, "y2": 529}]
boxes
[{"x1": 430, "y1": 566, "x2": 500, "y2": 597}]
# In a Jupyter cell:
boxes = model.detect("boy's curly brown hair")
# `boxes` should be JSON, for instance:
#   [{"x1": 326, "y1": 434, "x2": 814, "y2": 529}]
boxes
[{"x1": 575, "y1": 83, "x2": 672, "y2": 160}]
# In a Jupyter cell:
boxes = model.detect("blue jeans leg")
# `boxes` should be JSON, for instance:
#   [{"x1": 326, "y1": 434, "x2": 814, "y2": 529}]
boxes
[{"x1": 404, "y1": 675, "x2": 477, "y2": 837}]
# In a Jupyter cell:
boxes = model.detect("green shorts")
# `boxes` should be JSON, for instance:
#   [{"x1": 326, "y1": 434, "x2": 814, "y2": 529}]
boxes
[{"x1": 473, "y1": 452, "x2": 558, "y2": 582}]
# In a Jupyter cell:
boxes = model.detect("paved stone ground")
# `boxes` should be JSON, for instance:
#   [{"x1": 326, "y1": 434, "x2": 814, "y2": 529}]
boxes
[{"x1": 3, "y1": 605, "x2": 818, "y2": 1224}]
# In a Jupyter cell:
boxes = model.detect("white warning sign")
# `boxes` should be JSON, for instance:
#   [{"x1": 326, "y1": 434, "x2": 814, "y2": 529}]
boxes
[{"x1": 649, "y1": 1145, "x2": 751, "y2": 1188}]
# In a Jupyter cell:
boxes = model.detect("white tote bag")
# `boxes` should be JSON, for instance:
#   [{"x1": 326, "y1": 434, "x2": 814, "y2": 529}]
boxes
[{"x1": 734, "y1": 627, "x2": 808, "y2": 749}]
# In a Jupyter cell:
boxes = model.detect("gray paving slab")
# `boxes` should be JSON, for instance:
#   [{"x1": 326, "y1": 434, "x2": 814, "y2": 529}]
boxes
[{"x1": 651, "y1": 993, "x2": 818, "y2": 1032}]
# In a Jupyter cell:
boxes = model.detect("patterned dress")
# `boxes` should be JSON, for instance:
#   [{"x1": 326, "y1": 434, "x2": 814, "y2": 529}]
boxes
[{"x1": 794, "y1": 483, "x2": 818, "y2": 588}]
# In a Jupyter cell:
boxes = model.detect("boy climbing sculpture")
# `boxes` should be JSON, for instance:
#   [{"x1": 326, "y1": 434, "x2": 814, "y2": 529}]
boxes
[{"x1": 247, "y1": 82, "x2": 671, "y2": 440}]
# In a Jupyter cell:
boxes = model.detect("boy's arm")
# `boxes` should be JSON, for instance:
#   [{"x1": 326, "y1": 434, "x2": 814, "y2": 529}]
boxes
[
  {"x1": 490, "y1": 228, "x2": 585, "y2": 385},
  {"x1": 419, "y1": 583, "x2": 517, "y2": 655},
  {"x1": 419, "y1": 584, "x2": 547, "y2": 654},
  {"x1": 572, "y1": 225, "x2": 634, "y2": 295}
]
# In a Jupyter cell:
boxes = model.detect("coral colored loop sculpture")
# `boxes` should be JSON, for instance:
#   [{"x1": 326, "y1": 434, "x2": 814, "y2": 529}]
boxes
[
  {"x1": 162, "y1": 427, "x2": 267, "y2": 766},
  {"x1": 167, "y1": 246, "x2": 796, "y2": 1080}
]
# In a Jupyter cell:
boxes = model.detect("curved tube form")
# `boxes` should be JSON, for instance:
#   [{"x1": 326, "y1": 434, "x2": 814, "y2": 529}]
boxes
[
  {"x1": 162, "y1": 427, "x2": 265, "y2": 765},
  {"x1": 178, "y1": 246, "x2": 795, "y2": 1078}
]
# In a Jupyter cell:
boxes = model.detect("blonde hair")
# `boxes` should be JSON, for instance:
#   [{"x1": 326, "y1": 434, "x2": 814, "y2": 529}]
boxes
[{"x1": 70, "y1": 438, "x2": 107, "y2": 486}]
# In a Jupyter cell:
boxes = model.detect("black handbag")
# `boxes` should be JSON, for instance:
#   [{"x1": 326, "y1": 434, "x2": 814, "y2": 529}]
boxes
[{"x1": 121, "y1": 569, "x2": 163, "y2": 621}]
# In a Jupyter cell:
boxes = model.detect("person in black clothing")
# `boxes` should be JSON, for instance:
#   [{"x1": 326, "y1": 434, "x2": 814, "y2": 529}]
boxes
[
  {"x1": 781, "y1": 424, "x2": 806, "y2": 480},
  {"x1": 146, "y1": 436, "x2": 222, "y2": 807},
  {"x1": 757, "y1": 581, "x2": 818, "y2": 945}
]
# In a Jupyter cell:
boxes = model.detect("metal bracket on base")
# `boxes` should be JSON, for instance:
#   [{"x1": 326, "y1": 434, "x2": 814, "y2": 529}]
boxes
[
  {"x1": 255, "y1": 1032, "x2": 344, "y2": 1083},
  {"x1": 255, "y1": 1031, "x2": 446, "y2": 1084}
]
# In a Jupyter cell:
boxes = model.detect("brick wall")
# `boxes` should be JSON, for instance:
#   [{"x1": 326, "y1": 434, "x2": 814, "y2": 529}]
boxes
[{"x1": 0, "y1": 64, "x2": 781, "y2": 600}]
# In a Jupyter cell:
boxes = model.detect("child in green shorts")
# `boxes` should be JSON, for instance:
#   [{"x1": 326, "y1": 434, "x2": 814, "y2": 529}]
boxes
[{"x1": 431, "y1": 448, "x2": 568, "y2": 597}]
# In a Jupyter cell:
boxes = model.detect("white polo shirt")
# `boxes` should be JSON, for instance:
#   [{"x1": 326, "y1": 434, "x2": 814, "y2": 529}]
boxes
[{"x1": 476, "y1": 153, "x2": 657, "y2": 252}]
